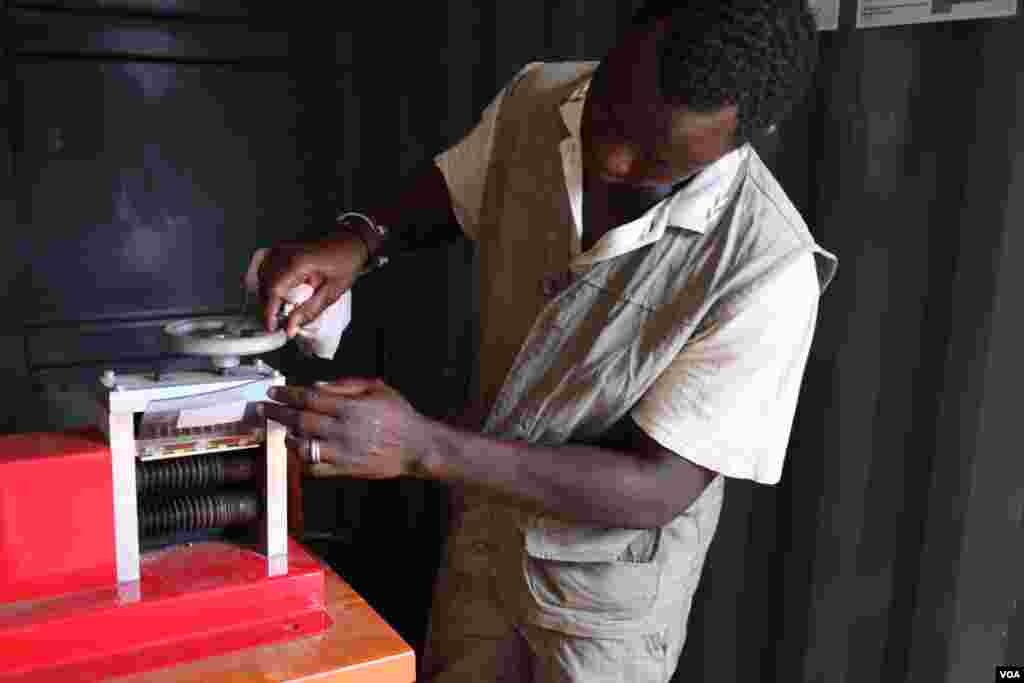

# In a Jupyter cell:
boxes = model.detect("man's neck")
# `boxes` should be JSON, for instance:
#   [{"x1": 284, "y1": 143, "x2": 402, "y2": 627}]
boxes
[{"x1": 586, "y1": 172, "x2": 696, "y2": 221}]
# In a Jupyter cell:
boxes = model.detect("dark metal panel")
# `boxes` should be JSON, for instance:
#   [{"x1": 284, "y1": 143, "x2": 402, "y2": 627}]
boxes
[
  {"x1": 770, "y1": 25, "x2": 863, "y2": 683},
  {"x1": 0, "y1": 6, "x2": 32, "y2": 436},
  {"x1": 837, "y1": 23, "x2": 976, "y2": 683},
  {"x1": 792, "y1": 24, "x2": 947, "y2": 683},
  {"x1": 343, "y1": 17, "x2": 400, "y2": 211},
  {"x1": 0, "y1": 16, "x2": 17, "y2": 303},
  {"x1": 578, "y1": 0, "x2": 620, "y2": 59},
  {"x1": 23, "y1": 316, "x2": 208, "y2": 368},
  {"x1": 0, "y1": 336, "x2": 31, "y2": 435},
  {"x1": 545, "y1": 0, "x2": 585, "y2": 60},
  {"x1": 20, "y1": 355, "x2": 200, "y2": 432},
  {"x1": 904, "y1": 14, "x2": 1024, "y2": 683},
  {"x1": 331, "y1": 31, "x2": 354, "y2": 210},
  {"x1": 392, "y1": 3, "x2": 443, "y2": 180},
  {"x1": 11, "y1": 7, "x2": 290, "y2": 60},
  {"x1": 616, "y1": 0, "x2": 645, "y2": 30},
  {"x1": 671, "y1": 481, "x2": 757, "y2": 682},
  {"x1": 14, "y1": 1, "x2": 253, "y2": 18},
  {"x1": 1007, "y1": 599, "x2": 1023, "y2": 668},
  {"x1": 2, "y1": 0, "x2": 15, "y2": 213},
  {"x1": 291, "y1": 22, "x2": 336, "y2": 242},
  {"x1": 435, "y1": 0, "x2": 490, "y2": 430},
  {"x1": 494, "y1": 0, "x2": 547, "y2": 86},
  {"x1": 22, "y1": 374, "x2": 103, "y2": 432},
  {"x1": 373, "y1": 2, "x2": 459, "y2": 421},
  {"x1": 868, "y1": 22, "x2": 985, "y2": 683},
  {"x1": 438, "y1": 0, "x2": 492, "y2": 147},
  {"x1": 546, "y1": 0, "x2": 619, "y2": 61},
  {"x1": 945, "y1": 210, "x2": 1024, "y2": 676},
  {"x1": 765, "y1": 14, "x2": 1023, "y2": 683},
  {"x1": 11, "y1": 59, "x2": 309, "y2": 328}
]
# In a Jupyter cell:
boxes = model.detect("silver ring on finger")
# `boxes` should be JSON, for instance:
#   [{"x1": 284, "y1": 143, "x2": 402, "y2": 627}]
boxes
[{"x1": 307, "y1": 437, "x2": 322, "y2": 465}]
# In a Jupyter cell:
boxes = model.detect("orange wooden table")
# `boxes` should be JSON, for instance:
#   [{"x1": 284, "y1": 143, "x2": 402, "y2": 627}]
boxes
[{"x1": 110, "y1": 552, "x2": 416, "y2": 683}]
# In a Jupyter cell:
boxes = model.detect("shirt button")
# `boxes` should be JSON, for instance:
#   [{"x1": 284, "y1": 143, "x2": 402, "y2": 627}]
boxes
[{"x1": 547, "y1": 231, "x2": 558, "y2": 242}]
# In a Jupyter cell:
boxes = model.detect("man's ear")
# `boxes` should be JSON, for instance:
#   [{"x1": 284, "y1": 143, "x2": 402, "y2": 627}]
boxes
[{"x1": 737, "y1": 121, "x2": 779, "y2": 150}]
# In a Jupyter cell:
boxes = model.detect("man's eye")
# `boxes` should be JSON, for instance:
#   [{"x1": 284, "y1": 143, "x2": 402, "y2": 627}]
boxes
[{"x1": 592, "y1": 104, "x2": 627, "y2": 135}]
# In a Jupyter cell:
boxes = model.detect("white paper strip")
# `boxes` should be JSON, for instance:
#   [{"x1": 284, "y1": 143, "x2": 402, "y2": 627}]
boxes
[{"x1": 176, "y1": 400, "x2": 248, "y2": 428}]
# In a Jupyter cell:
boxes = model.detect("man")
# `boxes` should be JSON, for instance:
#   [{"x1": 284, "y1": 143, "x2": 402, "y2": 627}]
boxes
[{"x1": 256, "y1": 1, "x2": 838, "y2": 680}]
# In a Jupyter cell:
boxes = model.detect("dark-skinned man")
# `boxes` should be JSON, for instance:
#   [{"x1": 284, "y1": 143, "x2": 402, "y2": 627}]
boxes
[{"x1": 255, "y1": 1, "x2": 838, "y2": 681}]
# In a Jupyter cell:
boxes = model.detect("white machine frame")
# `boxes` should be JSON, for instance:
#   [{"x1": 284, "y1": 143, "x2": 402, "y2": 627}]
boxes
[{"x1": 94, "y1": 360, "x2": 289, "y2": 594}]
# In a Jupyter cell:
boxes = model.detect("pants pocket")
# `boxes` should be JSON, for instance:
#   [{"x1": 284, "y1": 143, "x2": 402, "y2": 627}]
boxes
[
  {"x1": 524, "y1": 554, "x2": 661, "y2": 620},
  {"x1": 618, "y1": 526, "x2": 661, "y2": 563},
  {"x1": 522, "y1": 524, "x2": 663, "y2": 622}
]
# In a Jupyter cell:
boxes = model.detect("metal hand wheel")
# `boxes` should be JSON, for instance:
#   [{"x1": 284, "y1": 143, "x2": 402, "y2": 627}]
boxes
[{"x1": 163, "y1": 316, "x2": 289, "y2": 369}]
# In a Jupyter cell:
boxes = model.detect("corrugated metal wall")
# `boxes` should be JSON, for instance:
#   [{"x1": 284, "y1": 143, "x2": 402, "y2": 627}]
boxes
[{"x1": 1, "y1": 2, "x2": 1020, "y2": 680}]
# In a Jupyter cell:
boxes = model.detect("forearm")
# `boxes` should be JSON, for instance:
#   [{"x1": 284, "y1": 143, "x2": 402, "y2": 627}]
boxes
[
  {"x1": 421, "y1": 421, "x2": 684, "y2": 529},
  {"x1": 341, "y1": 160, "x2": 462, "y2": 258}
]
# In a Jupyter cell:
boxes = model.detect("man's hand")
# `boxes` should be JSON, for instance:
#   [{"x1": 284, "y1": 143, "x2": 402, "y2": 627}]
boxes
[
  {"x1": 255, "y1": 233, "x2": 368, "y2": 337},
  {"x1": 258, "y1": 378, "x2": 434, "y2": 480}
]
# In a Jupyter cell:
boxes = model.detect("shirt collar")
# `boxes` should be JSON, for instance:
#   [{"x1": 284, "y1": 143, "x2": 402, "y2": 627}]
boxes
[
  {"x1": 560, "y1": 77, "x2": 589, "y2": 140},
  {"x1": 558, "y1": 70, "x2": 749, "y2": 239}
]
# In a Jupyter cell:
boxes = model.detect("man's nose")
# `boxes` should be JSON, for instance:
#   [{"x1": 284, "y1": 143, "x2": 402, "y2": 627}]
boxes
[{"x1": 603, "y1": 144, "x2": 637, "y2": 179}]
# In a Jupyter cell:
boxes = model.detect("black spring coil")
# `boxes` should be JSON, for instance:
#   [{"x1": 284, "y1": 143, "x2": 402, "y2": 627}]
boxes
[
  {"x1": 136, "y1": 454, "x2": 257, "y2": 495},
  {"x1": 139, "y1": 493, "x2": 261, "y2": 537}
]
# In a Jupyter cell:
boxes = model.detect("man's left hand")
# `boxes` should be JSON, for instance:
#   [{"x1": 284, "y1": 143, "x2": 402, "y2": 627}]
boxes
[{"x1": 258, "y1": 378, "x2": 434, "y2": 479}]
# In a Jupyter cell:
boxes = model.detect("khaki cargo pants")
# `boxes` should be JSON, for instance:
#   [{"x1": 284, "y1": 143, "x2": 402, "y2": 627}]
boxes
[{"x1": 418, "y1": 476, "x2": 725, "y2": 682}]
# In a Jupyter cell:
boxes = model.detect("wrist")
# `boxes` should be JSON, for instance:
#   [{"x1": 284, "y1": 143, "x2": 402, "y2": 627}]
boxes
[
  {"x1": 336, "y1": 211, "x2": 390, "y2": 274},
  {"x1": 337, "y1": 211, "x2": 387, "y2": 255},
  {"x1": 331, "y1": 228, "x2": 369, "y2": 264},
  {"x1": 412, "y1": 417, "x2": 458, "y2": 481}
]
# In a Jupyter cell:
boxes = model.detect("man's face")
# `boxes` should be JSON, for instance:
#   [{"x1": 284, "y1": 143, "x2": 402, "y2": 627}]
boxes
[{"x1": 580, "y1": 20, "x2": 739, "y2": 191}]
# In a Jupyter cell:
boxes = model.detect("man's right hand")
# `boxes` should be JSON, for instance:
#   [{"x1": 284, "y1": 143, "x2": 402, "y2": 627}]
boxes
[
  {"x1": 256, "y1": 232, "x2": 369, "y2": 338},
  {"x1": 253, "y1": 162, "x2": 461, "y2": 337}
]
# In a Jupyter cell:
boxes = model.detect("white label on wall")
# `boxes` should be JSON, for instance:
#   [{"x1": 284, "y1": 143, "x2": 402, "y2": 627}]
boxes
[
  {"x1": 856, "y1": 0, "x2": 1017, "y2": 27},
  {"x1": 810, "y1": 0, "x2": 841, "y2": 30}
]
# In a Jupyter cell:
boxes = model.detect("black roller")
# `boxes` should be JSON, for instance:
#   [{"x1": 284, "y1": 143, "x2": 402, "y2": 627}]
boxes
[
  {"x1": 136, "y1": 454, "x2": 258, "y2": 495},
  {"x1": 139, "y1": 493, "x2": 261, "y2": 537}
]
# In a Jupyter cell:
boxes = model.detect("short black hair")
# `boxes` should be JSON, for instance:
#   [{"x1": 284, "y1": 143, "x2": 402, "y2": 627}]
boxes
[{"x1": 631, "y1": 0, "x2": 819, "y2": 143}]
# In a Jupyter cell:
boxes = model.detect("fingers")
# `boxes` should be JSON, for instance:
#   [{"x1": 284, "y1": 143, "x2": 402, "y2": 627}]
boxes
[
  {"x1": 285, "y1": 433, "x2": 331, "y2": 460},
  {"x1": 313, "y1": 377, "x2": 381, "y2": 397},
  {"x1": 317, "y1": 378, "x2": 404, "y2": 404},
  {"x1": 252, "y1": 238, "x2": 363, "y2": 334},
  {"x1": 244, "y1": 248, "x2": 269, "y2": 293},
  {"x1": 265, "y1": 276, "x2": 310, "y2": 332},
  {"x1": 263, "y1": 380, "x2": 382, "y2": 420},
  {"x1": 285, "y1": 434, "x2": 336, "y2": 470},
  {"x1": 264, "y1": 293, "x2": 286, "y2": 333},
  {"x1": 257, "y1": 249, "x2": 313, "y2": 333},
  {"x1": 265, "y1": 385, "x2": 346, "y2": 418},
  {"x1": 285, "y1": 280, "x2": 347, "y2": 338},
  {"x1": 259, "y1": 400, "x2": 338, "y2": 438},
  {"x1": 282, "y1": 436, "x2": 395, "y2": 480},
  {"x1": 257, "y1": 252, "x2": 284, "y2": 332},
  {"x1": 306, "y1": 462, "x2": 354, "y2": 479}
]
